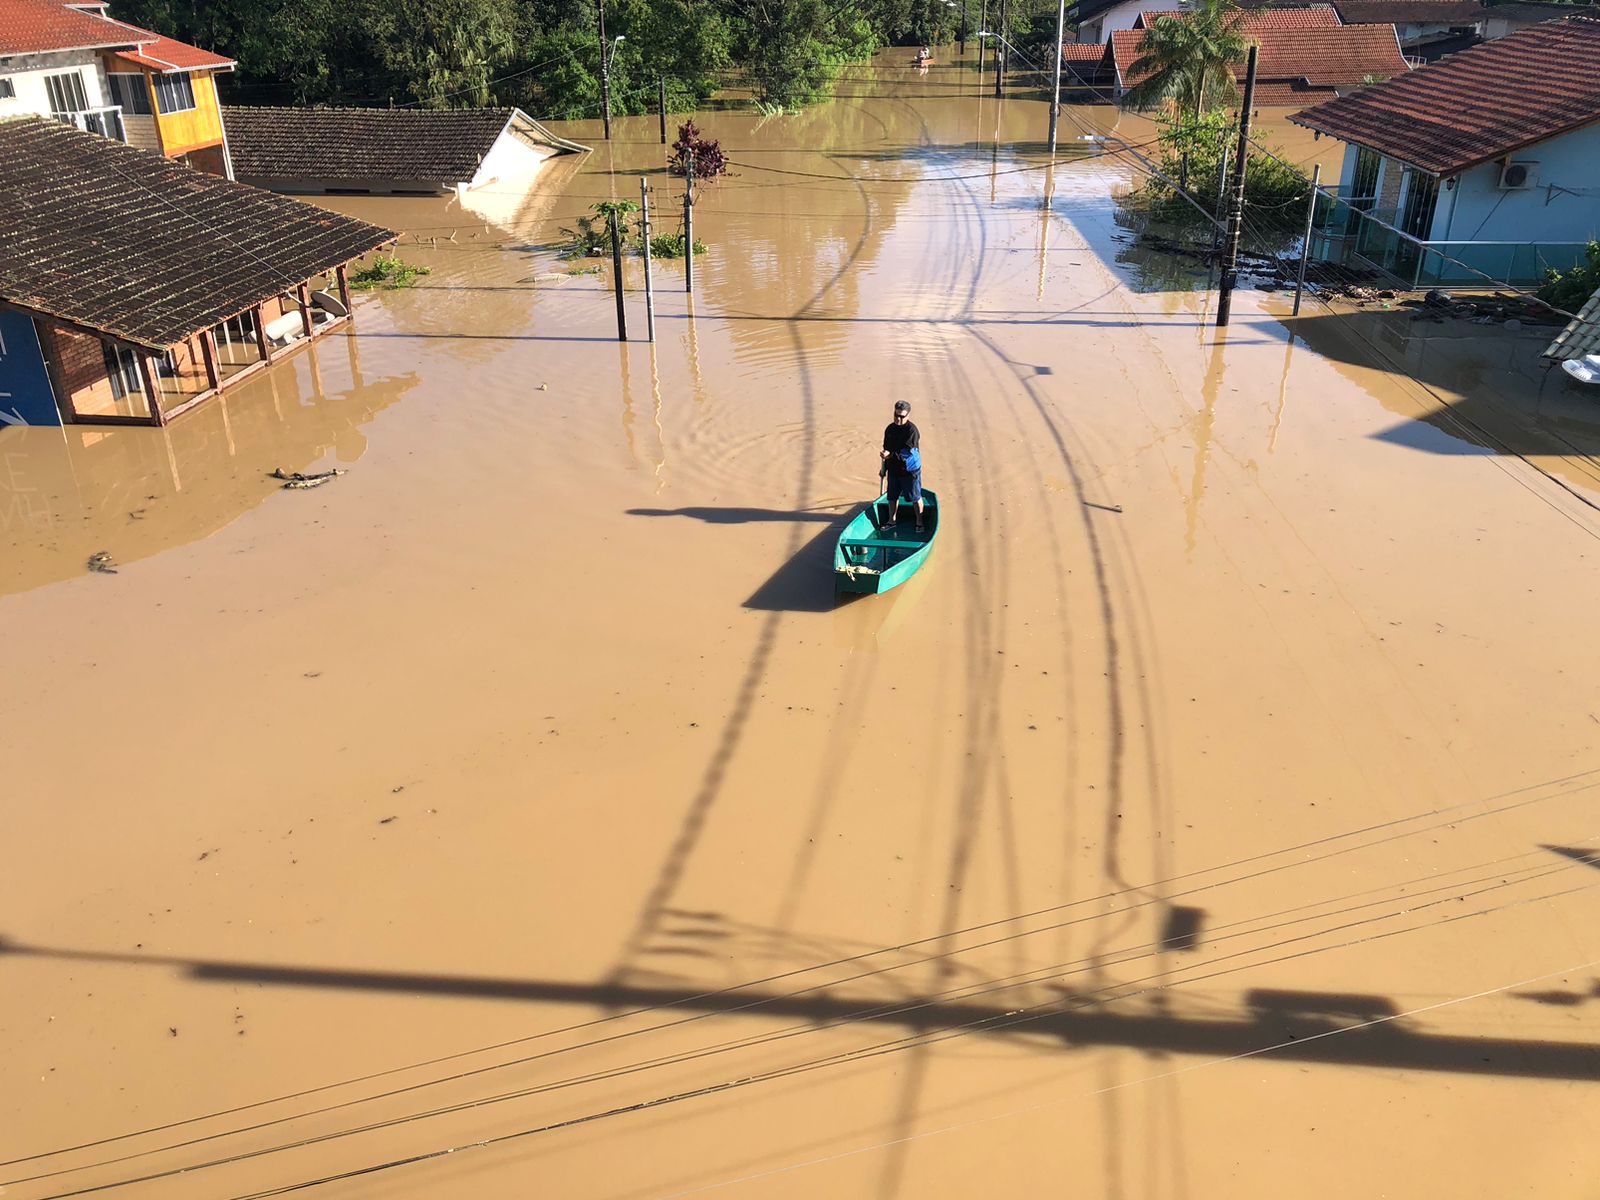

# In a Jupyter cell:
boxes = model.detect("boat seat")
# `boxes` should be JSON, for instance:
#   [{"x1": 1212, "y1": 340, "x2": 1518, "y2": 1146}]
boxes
[{"x1": 843, "y1": 536, "x2": 916, "y2": 550}]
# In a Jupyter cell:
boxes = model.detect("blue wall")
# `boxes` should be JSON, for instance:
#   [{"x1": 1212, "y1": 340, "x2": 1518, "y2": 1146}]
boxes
[
  {"x1": 1430, "y1": 122, "x2": 1600, "y2": 245},
  {"x1": 0, "y1": 310, "x2": 62, "y2": 427}
]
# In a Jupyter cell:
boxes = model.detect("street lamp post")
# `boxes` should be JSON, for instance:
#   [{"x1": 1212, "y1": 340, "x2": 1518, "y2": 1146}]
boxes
[
  {"x1": 597, "y1": 0, "x2": 624, "y2": 140},
  {"x1": 944, "y1": 0, "x2": 967, "y2": 54}
]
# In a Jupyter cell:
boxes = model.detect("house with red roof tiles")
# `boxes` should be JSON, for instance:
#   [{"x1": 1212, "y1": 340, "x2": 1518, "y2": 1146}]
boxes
[
  {"x1": 0, "y1": 0, "x2": 235, "y2": 175},
  {"x1": 1291, "y1": 15, "x2": 1600, "y2": 285},
  {"x1": 1068, "y1": 0, "x2": 1347, "y2": 45},
  {"x1": 1096, "y1": 10, "x2": 1410, "y2": 105}
]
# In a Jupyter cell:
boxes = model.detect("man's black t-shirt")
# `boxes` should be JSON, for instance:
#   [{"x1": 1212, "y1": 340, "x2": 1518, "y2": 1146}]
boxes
[{"x1": 883, "y1": 420, "x2": 921, "y2": 474}]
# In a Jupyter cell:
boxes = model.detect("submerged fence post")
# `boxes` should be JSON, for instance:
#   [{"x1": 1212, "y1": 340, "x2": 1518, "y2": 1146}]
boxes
[
  {"x1": 608, "y1": 209, "x2": 628, "y2": 342},
  {"x1": 1215, "y1": 43, "x2": 1258, "y2": 329},
  {"x1": 684, "y1": 147, "x2": 695, "y2": 295},
  {"x1": 1293, "y1": 163, "x2": 1323, "y2": 317},
  {"x1": 641, "y1": 177, "x2": 656, "y2": 342}
]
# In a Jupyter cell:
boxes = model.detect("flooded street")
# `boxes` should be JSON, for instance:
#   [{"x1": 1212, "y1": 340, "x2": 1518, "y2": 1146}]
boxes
[{"x1": 3, "y1": 54, "x2": 1599, "y2": 1199}]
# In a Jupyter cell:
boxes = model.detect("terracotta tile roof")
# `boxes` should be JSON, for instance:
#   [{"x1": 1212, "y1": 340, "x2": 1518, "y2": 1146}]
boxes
[
  {"x1": 0, "y1": 116, "x2": 395, "y2": 350},
  {"x1": 0, "y1": 0, "x2": 148, "y2": 55},
  {"x1": 110, "y1": 29, "x2": 234, "y2": 73},
  {"x1": 224, "y1": 106, "x2": 525, "y2": 187},
  {"x1": 1062, "y1": 42, "x2": 1110, "y2": 60},
  {"x1": 1331, "y1": 0, "x2": 1485, "y2": 24},
  {"x1": 1112, "y1": 20, "x2": 1409, "y2": 98},
  {"x1": 1290, "y1": 15, "x2": 1600, "y2": 173},
  {"x1": 1135, "y1": 6, "x2": 1343, "y2": 29}
]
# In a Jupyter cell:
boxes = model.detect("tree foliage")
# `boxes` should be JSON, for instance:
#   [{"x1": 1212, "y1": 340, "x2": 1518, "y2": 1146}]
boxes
[
  {"x1": 668, "y1": 119, "x2": 728, "y2": 179},
  {"x1": 1538, "y1": 241, "x2": 1600, "y2": 312},
  {"x1": 1124, "y1": 0, "x2": 1248, "y2": 117},
  {"x1": 1135, "y1": 110, "x2": 1308, "y2": 232},
  {"x1": 105, "y1": 0, "x2": 997, "y2": 113}
]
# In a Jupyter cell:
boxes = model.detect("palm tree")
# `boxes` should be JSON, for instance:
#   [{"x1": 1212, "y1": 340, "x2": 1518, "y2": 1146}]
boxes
[{"x1": 1124, "y1": 0, "x2": 1249, "y2": 118}]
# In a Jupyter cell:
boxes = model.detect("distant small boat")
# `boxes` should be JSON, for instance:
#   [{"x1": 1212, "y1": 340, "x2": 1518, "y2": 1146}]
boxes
[
  {"x1": 834, "y1": 489, "x2": 939, "y2": 597},
  {"x1": 1561, "y1": 354, "x2": 1600, "y2": 385}
]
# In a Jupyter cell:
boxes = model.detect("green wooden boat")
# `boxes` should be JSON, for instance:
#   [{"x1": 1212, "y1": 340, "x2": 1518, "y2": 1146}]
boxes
[{"x1": 834, "y1": 489, "x2": 939, "y2": 596}]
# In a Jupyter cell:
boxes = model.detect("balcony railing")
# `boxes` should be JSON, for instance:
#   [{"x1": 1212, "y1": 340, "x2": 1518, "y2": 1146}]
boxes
[{"x1": 55, "y1": 106, "x2": 125, "y2": 143}]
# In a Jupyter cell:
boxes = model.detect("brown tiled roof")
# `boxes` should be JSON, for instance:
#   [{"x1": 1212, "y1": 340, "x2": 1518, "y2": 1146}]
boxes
[
  {"x1": 224, "y1": 106, "x2": 520, "y2": 186},
  {"x1": 1135, "y1": 6, "x2": 1343, "y2": 29},
  {"x1": 110, "y1": 29, "x2": 234, "y2": 73},
  {"x1": 1290, "y1": 15, "x2": 1600, "y2": 173},
  {"x1": 1331, "y1": 0, "x2": 1484, "y2": 23},
  {"x1": 0, "y1": 117, "x2": 394, "y2": 350},
  {"x1": 0, "y1": 0, "x2": 147, "y2": 55},
  {"x1": 1062, "y1": 41, "x2": 1109, "y2": 60},
  {"x1": 1112, "y1": 21, "x2": 1408, "y2": 97}
]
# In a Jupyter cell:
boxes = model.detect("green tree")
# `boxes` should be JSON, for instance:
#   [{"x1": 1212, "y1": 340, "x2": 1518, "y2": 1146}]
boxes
[
  {"x1": 1539, "y1": 242, "x2": 1600, "y2": 312},
  {"x1": 1124, "y1": 0, "x2": 1248, "y2": 118}
]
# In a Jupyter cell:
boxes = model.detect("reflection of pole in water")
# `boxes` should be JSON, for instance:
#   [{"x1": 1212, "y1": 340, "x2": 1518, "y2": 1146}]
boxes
[
  {"x1": 649, "y1": 340, "x2": 666, "y2": 490},
  {"x1": 618, "y1": 343, "x2": 638, "y2": 463},
  {"x1": 1187, "y1": 340, "x2": 1224, "y2": 555},
  {"x1": 1270, "y1": 331, "x2": 1294, "y2": 454},
  {"x1": 685, "y1": 294, "x2": 707, "y2": 406},
  {"x1": 345, "y1": 329, "x2": 365, "y2": 391},
  {"x1": 1038, "y1": 162, "x2": 1056, "y2": 302}
]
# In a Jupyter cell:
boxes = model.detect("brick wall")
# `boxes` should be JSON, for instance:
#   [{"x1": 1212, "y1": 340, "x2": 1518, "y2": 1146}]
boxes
[{"x1": 37, "y1": 323, "x2": 141, "y2": 421}]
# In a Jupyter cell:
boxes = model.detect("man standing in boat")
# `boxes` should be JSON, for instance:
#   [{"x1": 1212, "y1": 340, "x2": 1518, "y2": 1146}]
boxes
[{"x1": 880, "y1": 400, "x2": 924, "y2": 532}]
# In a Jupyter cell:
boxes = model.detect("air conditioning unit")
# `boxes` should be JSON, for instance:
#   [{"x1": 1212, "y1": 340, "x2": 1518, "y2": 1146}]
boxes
[{"x1": 1497, "y1": 160, "x2": 1538, "y2": 190}]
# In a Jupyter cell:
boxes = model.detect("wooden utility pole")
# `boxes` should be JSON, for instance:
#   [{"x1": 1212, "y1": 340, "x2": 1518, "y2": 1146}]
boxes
[
  {"x1": 1292, "y1": 163, "x2": 1322, "y2": 317},
  {"x1": 598, "y1": 0, "x2": 613, "y2": 140},
  {"x1": 608, "y1": 209, "x2": 628, "y2": 341},
  {"x1": 641, "y1": 178, "x2": 656, "y2": 341},
  {"x1": 1215, "y1": 43, "x2": 1258, "y2": 329},
  {"x1": 658, "y1": 75, "x2": 667, "y2": 144},
  {"x1": 684, "y1": 147, "x2": 695, "y2": 294}
]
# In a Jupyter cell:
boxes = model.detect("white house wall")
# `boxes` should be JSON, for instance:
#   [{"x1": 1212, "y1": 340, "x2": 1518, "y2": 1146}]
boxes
[
  {"x1": 1074, "y1": 0, "x2": 1156, "y2": 44},
  {"x1": 466, "y1": 125, "x2": 558, "y2": 191},
  {"x1": 0, "y1": 50, "x2": 112, "y2": 119},
  {"x1": 1428, "y1": 122, "x2": 1600, "y2": 244}
]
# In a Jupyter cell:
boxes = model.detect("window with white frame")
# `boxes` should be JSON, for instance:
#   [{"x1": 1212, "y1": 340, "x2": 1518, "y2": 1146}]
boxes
[
  {"x1": 102, "y1": 343, "x2": 143, "y2": 400},
  {"x1": 152, "y1": 73, "x2": 196, "y2": 115},
  {"x1": 107, "y1": 73, "x2": 153, "y2": 115},
  {"x1": 45, "y1": 71, "x2": 90, "y2": 114},
  {"x1": 0, "y1": 77, "x2": 17, "y2": 100}
]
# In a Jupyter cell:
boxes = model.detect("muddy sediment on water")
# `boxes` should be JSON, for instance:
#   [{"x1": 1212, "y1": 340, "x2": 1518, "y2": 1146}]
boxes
[{"x1": 2, "y1": 54, "x2": 1598, "y2": 1200}]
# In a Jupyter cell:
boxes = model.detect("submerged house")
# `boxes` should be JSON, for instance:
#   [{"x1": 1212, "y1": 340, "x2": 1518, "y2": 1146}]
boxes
[
  {"x1": 1328, "y1": 0, "x2": 1487, "y2": 59},
  {"x1": 1291, "y1": 15, "x2": 1600, "y2": 286},
  {"x1": 1102, "y1": 8, "x2": 1410, "y2": 105},
  {"x1": 223, "y1": 106, "x2": 590, "y2": 196},
  {"x1": 0, "y1": 0, "x2": 236, "y2": 173},
  {"x1": 0, "y1": 117, "x2": 395, "y2": 427}
]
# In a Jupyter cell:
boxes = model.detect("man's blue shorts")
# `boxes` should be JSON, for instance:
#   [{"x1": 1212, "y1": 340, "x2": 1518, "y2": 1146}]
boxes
[{"x1": 887, "y1": 470, "x2": 922, "y2": 504}]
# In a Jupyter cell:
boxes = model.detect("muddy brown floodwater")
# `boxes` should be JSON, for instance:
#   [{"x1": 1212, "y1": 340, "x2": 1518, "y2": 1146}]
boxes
[{"x1": 3, "y1": 53, "x2": 1599, "y2": 1200}]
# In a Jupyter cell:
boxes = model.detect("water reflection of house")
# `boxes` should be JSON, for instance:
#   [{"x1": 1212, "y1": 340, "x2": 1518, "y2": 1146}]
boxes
[
  {"x1": 0, "y1": 0, "x2": 235, "y2": 172},
  {"x1": 0, "y1": 116, "x2": 395, "y2": 428},
  {"x1": 0, "y1": 343, "x2": 419, "y2": 597},
  {"x1": 223, "y1": 106, "x2": 589, "y2": 197},
  {"x1": 1291, "y1": 16, "x2": 1600, "y2": 287}
]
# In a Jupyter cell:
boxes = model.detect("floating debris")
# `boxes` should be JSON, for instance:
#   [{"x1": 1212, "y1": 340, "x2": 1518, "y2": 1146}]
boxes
[
  {"x1": 271, "y1": 467, "x2": 346, "y2": 490},
  {"x1": 86, "y1": 551, "x2": 117, "y2": 574}
]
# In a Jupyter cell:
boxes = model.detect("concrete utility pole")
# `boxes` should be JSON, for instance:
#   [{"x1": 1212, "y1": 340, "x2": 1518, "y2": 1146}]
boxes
[
  {"x1": 658, "y1": 75, "x2": 667, "y2": 144},
  {"x1": 641, "y1": 178, "x2": 656, "y2": 341},
  {"x1": 684, "y1": 147, "x2": 695, "y2": 294},
  {"x1": 1292, "y1": 163, "x2": 1322, "y2": 316},
  {"x1": 598, "y1": 0, "x2": 612, "y2": 140},
  {"x1": 1048, "y1": 0, "x2": 1066, "y2": 155},
  {"x1": 1215, "y1": 43, "x2": 1258, "y2": 329},
  {"x1": 993, "y1": 0, "x2": 1008, "y2": 98},
  {"x1": 977, "y1": 0, "x2": 988, "y2": 80},
  {"x1": 608, "y1": 208, "x2": 628, "y2": 341}
]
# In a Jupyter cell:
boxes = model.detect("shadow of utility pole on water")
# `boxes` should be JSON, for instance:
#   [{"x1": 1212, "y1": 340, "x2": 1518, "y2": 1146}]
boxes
[{"x1": 1, "y1": 936, "x2": 1597, "y2": 1082}]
